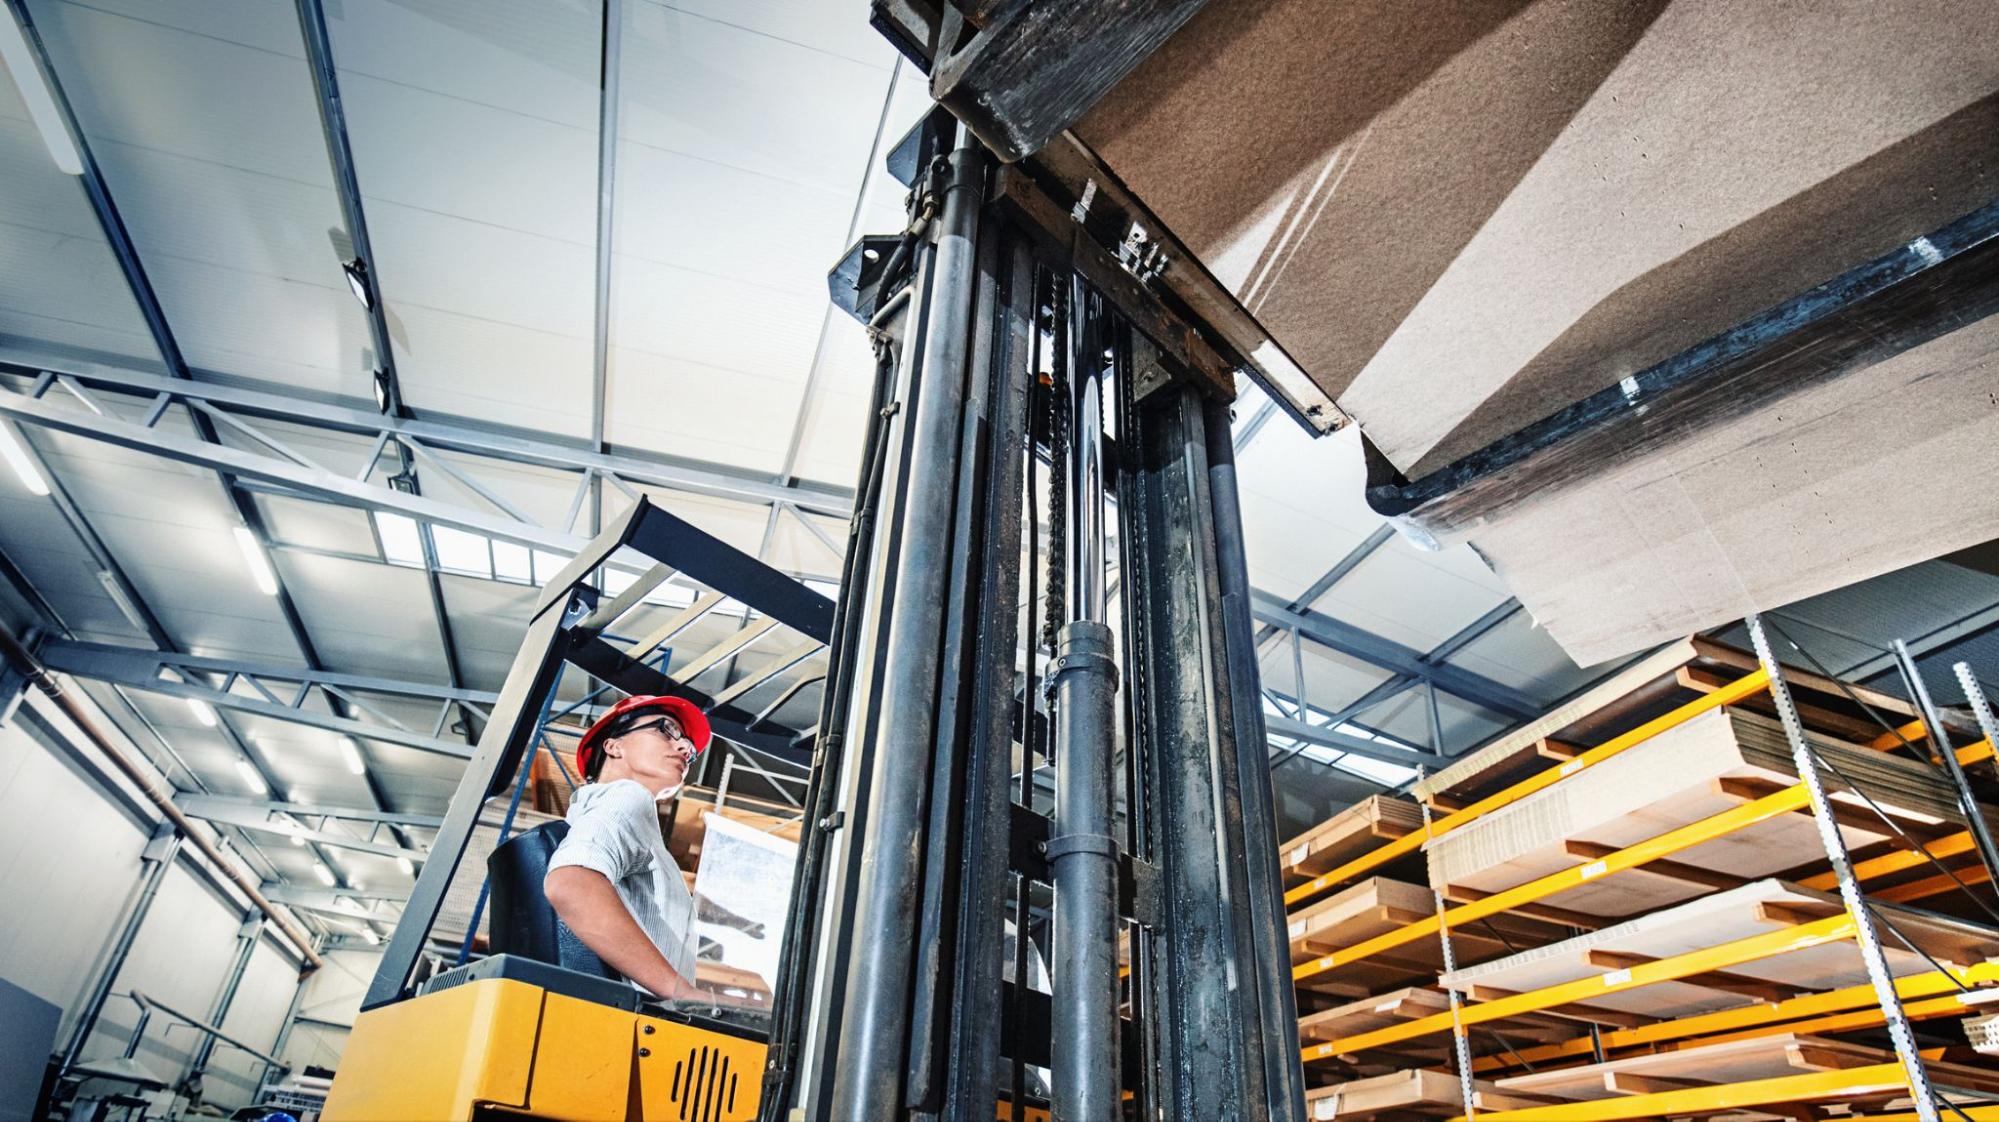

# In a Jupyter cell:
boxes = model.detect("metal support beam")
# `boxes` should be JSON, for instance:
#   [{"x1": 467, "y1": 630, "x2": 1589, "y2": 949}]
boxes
[
  {"x1": 189, "y1": 916, "x2": 263, "y2": 1076},
  {"x1": 1250, "y1": 590, "x2": 1540, "y2": 720},
  {"x1": 38, "y1": 641, "x2": 476, "y2": 759},
  {"x1": 262, "y1": 882, "x2": 411, "y2": 908},
  {"x1": 0, "y1": 360, "x2": 854, "y2": 516},
  {"x1": 181, "y1": 803, "x2": 427, "y2": 863},
  {"x1": 185, "y1": 796, "x2": 443, "y2": 831},
  {"x1": 60, "y1": 825, "x2": 180, "y2": 1076},
  {"x1": 1287, "y1": 524, "x2": 1393, "y2": 613},
  {"x1": 1748, "y1": 616, "x2": 1939, "y2": 1122}
]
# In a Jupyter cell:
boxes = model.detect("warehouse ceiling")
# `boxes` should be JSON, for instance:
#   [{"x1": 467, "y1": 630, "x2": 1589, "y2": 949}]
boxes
[{"x1": 7, "y1": 0, "x2": 1987, "y2": 943}]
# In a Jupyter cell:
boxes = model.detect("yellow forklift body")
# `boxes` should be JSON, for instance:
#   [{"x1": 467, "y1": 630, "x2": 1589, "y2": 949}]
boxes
[{"x1": 322, "y1": 977, "x2": 764, "y2": 1122}]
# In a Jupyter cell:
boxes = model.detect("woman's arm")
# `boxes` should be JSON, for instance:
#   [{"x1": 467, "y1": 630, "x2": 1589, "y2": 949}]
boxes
[{"x1": 544, "y1": 866, "x2": 698, "y2": 1001}]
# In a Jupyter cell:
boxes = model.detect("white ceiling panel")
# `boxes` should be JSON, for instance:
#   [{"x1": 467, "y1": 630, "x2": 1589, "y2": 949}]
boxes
[
  {"x1": 1451, "y1": 608, "x2": 1604, "y2": 703},
  {"x1": 437, "y1": 573, "x2": 537, "y2": 684},
  {"x1": 0, "y1": 92, "x2": 162, "y2": 368},
  {"x1": 604, "y1": 345, "x2": 803, "y2": 472},
  {"x1": 669, "y1": 0, "x2": 892, "y2": 70},
  {"x1": 608, "y1": 255, "x2": 825, "y2": 385},
  {"x1": 620, "y1": 2, "x2": 893, "y2": 195},
  {"x1": 385, "y1": 302, "x2": 594, "y2": 437},
  {"x1": 30, "y1": 0, "x2": 369, "y2": 392},
  {"x1": 273, "y1": 550, "x2": 446, "y2": 680},
  {"x1": 1315, "y1": 537, "x2": 1511, "y2": 654},
  {"x1": 327, "y1": 0, "x2": 599, "y2": 130},
  {"x1": 614, "y1": 140, "x2": 851, "y2": 296}
]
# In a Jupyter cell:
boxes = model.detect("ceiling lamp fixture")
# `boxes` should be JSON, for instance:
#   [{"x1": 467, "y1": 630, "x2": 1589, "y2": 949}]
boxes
[
  {"x1": 187, "y1": 696, "x2": 219, "y2": 727},
  {"x1": 0, "y1": 6, "x2": 83, "y2": 175},
  {"x1": 370, "y1": 367, "x2": 396, "y2": 414},
  {"x1": 342, "y1": 258, "x2": 374, "y2": 311},
  {"x1": 232, "y1": 526, "x2": 279, "y2": 596},
  {"x1": 360, "y1": 925, "x2": 380, "y2": 946},
  {"x1": 337, "y1": 735, "x2": 365, "y2": 775},
  {"x1": 95, "y1": 570, "x2": 147, "y2": 629},
  {"x1": 234, "y1": 758, "x2": 267, "y2": 795},
  {"x1": 312, "y1": 861, "x2": 336, "y2": 886},
  {"x1": 395, "y1": 855, "x2": 415, "y2": 876},
  {"x1": 0, "y1": 422, "x2": 49, "y2": 496}
]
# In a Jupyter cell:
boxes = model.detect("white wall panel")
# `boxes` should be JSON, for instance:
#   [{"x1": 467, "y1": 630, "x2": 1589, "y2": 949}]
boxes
[
  {"x1": 0, "y1": 717, "x2": 148, "y2": 1013},
  {"x1": 0, "y1": 706, "x2": 302, "y2": 1107}
]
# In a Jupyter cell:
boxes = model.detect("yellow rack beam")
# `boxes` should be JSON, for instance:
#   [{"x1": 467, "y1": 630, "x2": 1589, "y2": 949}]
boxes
[
  {"x1": 1293, "y1": 780, "x2": 1812, "y2": 985},
  {"x1": 1283, "y1": 668, "x2": 1770, "y2": 908},
  {"x1": 1468, "y1": 963, "x2": 1999, "y2": 1073},
  {"x1": 1306, "y1": 914, "x2": 1855, "y2": 1060},
  {"x1": 1458, "y1": 1061, "x2": 1914, "y2": 1122},
  {"x1": 1872, "y1": 719, "x2": 1929, "y2": 750}
]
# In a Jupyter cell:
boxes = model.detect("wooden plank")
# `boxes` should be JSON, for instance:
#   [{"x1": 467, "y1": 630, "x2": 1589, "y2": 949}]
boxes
[
  {"x1": 1303, "y1": 1067, "x2": 1551, "y2": 1119},
  {"x1": 1426, "y1": 707, "x2": 1966, "y2": 919},
  {"x1": 1279, "y1": 795, "x2": 1425, "y2": 882},
  {"x1": 1497, "y1": 1033, "x2": 1999, "y2": 1104},
  {"x1": 1414, "y1": 640, "x2": 1704, "y2": 803},
  {"x1": 1442, "y1": 879, "x2": 1999, "y2": 1025}
]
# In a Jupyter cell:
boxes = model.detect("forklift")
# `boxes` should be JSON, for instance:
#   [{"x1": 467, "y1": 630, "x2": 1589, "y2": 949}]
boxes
[{"x1": 323, "y1": 86, "x2": 1303, "y2": 1122}]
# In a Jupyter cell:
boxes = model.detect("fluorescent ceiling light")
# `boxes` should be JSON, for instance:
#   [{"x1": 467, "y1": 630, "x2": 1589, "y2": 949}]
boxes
[
  {"x1": 287, "y1": 817, "x2": 306, "y2": 847},
  {"x1": 234, "y1": 758, "x2": 267, "y2": 795},
  {"x1": 0, "y1": 7, "x2": 83, "y2": 175},
  {"x1": 0, "y1": 422, "x2": 49, "y2": 496},
  {"x1": 96, "y1": 570, "x2": 147, "y2": 629},
  {"x1": 370, "y1": 368, "x2": 391, "y2": 413},
  {"x1": 232, "y1": 526, "x2": 279, "y2": 596},
  {"x1": 360, "y1": 925, "x2": 380, "y2": 946},
  {"x1": 351, "y1": 878, "x2": 366, "y2": 892},
  {"x1": 312, "y1": 862, "x2": 335, "y2": 886},
  {"x1": 396, "y1": 855, "x2": 414, "y2": 876},
  {"x1": 187, "y1": 696, "x2": 218, "y2": 727},
  {"x1": 338, "y1": 735, "x2": 365, "y2": 775}
]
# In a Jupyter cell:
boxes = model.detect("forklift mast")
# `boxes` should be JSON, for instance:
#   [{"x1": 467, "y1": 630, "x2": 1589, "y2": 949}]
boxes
[{"x1": 762, "y1": 108, "x2": 1305, "y2": 1121}]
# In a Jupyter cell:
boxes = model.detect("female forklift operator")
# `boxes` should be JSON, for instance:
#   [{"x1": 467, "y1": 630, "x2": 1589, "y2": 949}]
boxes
[{"x1": 543, "y1": 693, "x2": 763, "y2": 1009}]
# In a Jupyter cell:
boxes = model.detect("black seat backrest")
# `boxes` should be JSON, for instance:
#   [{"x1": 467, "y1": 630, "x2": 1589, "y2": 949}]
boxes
[{"x1": 486, "y1": 820, "x2": 619, "y2": 981}]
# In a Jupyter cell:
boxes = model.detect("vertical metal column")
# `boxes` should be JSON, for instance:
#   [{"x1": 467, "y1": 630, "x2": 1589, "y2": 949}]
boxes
[
  {"x1": 1897, "y1": 644, "x2": 1999, "y2": 883},
  {"x1": 828, "y1": 126, "x2": 984, "y2": 1119},
  {"x1": 60, "y1": 824, "x2": 181, "y2": 1076},
  {"x1": 1048, "y1": 280, "x2": 1120, "y2": 1122},
  {"x1": 189, "y1": 916, "x2": 264, "y2": 1078},
  {"x1": 1747, "y1": 615, "x2": 1939, "y2": 1122},
  {"x1": 1202, "y1": 396, "x2": 1306, "y2": 1122},
  {"x1": 1418, "y1": 782, "x2": 1477, "y2": 1118}
]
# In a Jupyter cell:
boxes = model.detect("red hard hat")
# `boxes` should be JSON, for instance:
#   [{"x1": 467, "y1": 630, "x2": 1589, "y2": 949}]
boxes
[{"x1": 575, "y1": 694, "x2": 712, "y2": 778}]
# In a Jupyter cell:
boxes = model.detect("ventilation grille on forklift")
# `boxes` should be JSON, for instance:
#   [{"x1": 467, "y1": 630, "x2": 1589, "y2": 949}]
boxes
[
  {"x1": 670, "y1": 1044, "x2": 739, "y2": 1121},
  {"x1": 1968, "y1": 1013, "x2": 1999, "y2": 1057}
]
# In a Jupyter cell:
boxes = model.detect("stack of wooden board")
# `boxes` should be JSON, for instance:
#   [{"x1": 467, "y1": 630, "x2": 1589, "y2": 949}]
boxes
[
  {"x1": 1280, "y1": 795, "x2": 1426, "y2": 884},
  {"x1": 1439, "y1": 879, "x2": 1999, "y2": 1024},
  {"x1": 1413, "y1": 637, "x2": 1916, "y2": 808},
  {"x1": 1425, "y1": 707, "x2": 1965, "y2": 917},
  {"x1": 1288, "y1": 876, "x2": 1570, "y2": 994},
  {"x1": 1494, "y1": 1032, "x2": 1999, "y2": 1106},
  {"x1": 1301, "y1": 1068, "x2": 1550, "y2": 1120},
  {"x1": 1299, "y1": 986, "x2": 1577, "y2": 1069}
]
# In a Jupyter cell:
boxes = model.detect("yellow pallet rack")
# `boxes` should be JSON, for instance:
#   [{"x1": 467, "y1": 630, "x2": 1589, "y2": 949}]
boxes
[{"x1": 1285, "y1": 617, "x2": 1999, "y2": 1122}]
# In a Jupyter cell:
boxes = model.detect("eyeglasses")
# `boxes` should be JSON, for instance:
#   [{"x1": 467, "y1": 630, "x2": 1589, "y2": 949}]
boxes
[{"x1": 625, "y1": 716, "x2": 695, "y2": 750}]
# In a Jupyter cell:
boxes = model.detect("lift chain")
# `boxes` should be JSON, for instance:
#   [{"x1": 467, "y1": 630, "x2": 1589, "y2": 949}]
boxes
[{"x1": 1042, "y1": 277, "x2": 1069, "y2": 654}]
